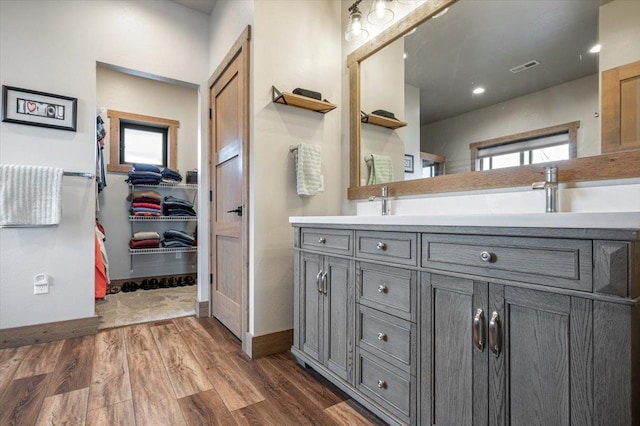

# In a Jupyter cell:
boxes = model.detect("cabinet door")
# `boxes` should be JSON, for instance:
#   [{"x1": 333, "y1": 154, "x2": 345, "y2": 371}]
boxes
[
  {"x1": 323, "y1": 256, "x2": 354, "y2": 382},
  {"x1": 489, "y1": 285, "x2": 593, "y2": 426},
  {"x1": 423, "y1": 274, "x2": 488, "y2": 426},
  {"x1": 300, "y1": 251, "x2": 323, "y2": 362}
]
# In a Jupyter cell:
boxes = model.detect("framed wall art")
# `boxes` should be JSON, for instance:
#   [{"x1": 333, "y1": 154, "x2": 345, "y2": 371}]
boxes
[
  {"x1": 404, "y1": 154, "x2": 414, "y2": 173},
  {"x1": 2, "y1": 85, "x2": 77, "y2": 131}
]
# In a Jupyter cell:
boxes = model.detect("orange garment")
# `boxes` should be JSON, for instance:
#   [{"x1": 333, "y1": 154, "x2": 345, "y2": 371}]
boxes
[{"x1": 95, "y1": 233, "x2": 107, "y2": 299}]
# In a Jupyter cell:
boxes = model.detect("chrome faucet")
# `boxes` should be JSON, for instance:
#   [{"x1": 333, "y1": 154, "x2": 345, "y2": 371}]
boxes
[
  {"x1": 532, "y1": 165, "x2": 558, "y2": 213},
  {"x1": 369, "y1": 185, "x2": 391, "y2": 215}
]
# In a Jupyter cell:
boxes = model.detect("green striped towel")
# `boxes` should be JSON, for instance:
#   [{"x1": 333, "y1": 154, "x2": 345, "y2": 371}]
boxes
[
  {"x1": 295, "y1": 143, "x2": 322, "y2": 195},
  {"x1": 367, "y1": 154, "x2": 393, "y2": 185}
]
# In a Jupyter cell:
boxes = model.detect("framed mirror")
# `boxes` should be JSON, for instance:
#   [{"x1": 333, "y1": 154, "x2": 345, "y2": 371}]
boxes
[{"x1": 348, "y1": 0, "x2": 640, "y2": 199}]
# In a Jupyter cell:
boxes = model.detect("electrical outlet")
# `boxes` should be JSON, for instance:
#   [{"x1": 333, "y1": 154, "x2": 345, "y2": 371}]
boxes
[
  {"x1": 34, "y1": 273, "x2": 49, "y2": 295},
  {"x1": 34, "y1": 284, "x2": 49, "y2": 295}
]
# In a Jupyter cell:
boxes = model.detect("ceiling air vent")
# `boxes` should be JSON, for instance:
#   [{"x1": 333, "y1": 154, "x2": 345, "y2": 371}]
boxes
[{"x1": 509, "y1": 60, "x2": 541, "y2": 74}]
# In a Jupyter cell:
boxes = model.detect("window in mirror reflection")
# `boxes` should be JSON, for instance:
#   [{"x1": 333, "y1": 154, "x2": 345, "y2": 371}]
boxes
[{"x1": 476, "y1": 133, "x2": 571, "y2": 171}]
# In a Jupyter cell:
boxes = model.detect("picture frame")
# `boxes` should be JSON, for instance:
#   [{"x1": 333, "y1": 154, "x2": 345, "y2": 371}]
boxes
[
  {"x1": 2, "y1": 85, "x2": 77, "y2": 132},
  {"x1": 404, "y1": 154, "x2": 414, "y2": 173}
]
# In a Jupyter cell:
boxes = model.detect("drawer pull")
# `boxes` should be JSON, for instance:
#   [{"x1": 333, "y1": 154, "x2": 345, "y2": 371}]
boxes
[
  {"x1": 480, "y1": 251, "x2": 494, "y2": 262},
  {"x1": 376, "y1": 242, "x2": 387, "y2": 250},
  {"x1": 377, "y1": 332, "x2": 387, "y2": 341},
  {"x1": 377, "y1": 379, "x2": 387, "y2": 389},
  {"x1": 489, "y1": 311, "x2": 502, "y2": 357},
  {"x1": 473, "y1": 308, "x2": 485, "y2": 352},
  {"x1": 318, "y1": 237, "x2": 326, "y2": 244},
  {"x1": 378, "y1": 284, "x2": 388, "y2": 294}
]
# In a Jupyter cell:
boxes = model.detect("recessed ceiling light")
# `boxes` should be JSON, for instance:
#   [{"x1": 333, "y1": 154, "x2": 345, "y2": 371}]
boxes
[
  {"x1": 472, "y1": 87, "x2": 485, "y2": 95},
  {"x1": 589, "y1": 44, "x2": 601, "y2": 53}
]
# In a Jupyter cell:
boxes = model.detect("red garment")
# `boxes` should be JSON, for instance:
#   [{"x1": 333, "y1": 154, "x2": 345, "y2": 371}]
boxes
[
  {"x1": 95, "y1": 234, "x2": 107, "y2": 299},
  {"x1": 131, "y1": 202, "x2": 162, "y2": 210},
  {"x1": 132, "y1": 212, "x2": 161, "y2": 217},
  {"x1": 131, "y1": 197, "x2": 161, "y2": 205},
  {"x1": 129, "y1": 238, "x2": 161, "y2": 249}
]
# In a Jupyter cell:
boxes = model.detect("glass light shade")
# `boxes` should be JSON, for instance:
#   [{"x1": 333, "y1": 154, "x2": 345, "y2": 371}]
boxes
[
  {"x1": 368, "y1": 0, "x2": 394, "y2": 25},
  {"x1": 345, "y1": 10, "x2": 369, "y2": 43}
]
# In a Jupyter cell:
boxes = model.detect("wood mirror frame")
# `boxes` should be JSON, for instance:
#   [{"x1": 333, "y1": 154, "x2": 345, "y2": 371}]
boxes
[{"x1": 347, "y1": 0, "x2": 640, "y2": 200}]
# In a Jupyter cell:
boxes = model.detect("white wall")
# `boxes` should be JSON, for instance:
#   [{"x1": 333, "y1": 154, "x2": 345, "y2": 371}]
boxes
[
  {"x1": 422, "y1": 74, "x2": 599, "y2": 174},
  {"x1": 404, "y1": 84, "x2": 421, "y2": 180},
  {"x1": 600, "y1": 0, "x2": 640, "y2": 72},
  {"x1": 360, "y1": 38, "x2": 406, "y2": 184},
  {"x1": 96, "y1": 66, "x2": 199, "y2": 280},
  {"x1": 0, "y1": 0, "x2": 208, "y2": 329},
  {"x1": 250, "y1": 0, "x2": 343, "y2": 336}
]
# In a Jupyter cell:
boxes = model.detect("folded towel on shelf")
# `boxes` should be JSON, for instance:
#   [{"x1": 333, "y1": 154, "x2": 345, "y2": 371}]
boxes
[
  {"x1": 133, "y1": 163, "x2": 161, "y2": 173},
  {"x1": 129, "y1": 238, "x2": 160, "y2": 249},
  {"x1": 126, "y1": 190, "x2": 162, "y2": 202},
  {"x1": 294, "y1": 143, "x2": 322, "y2": 196},
  {"x1": 367, "y1": 154, "x2": 394, "y2": 185},
  {"x1": 161, "y1": 167, "x2": 182, "y2": 182},
  {"x1": 132, "y1": 231, "x2": 160, "y2": 241},
  {"x1": 0, "y1": 164, "x2": 64, "y2": 227}
]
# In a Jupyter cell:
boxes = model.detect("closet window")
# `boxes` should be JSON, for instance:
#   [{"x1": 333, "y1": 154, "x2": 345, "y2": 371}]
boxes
[
  {"x1": 470, "y1": 121, "x2": 579, "y2": 172},
  {"x1": 106, "y1": 109, "x2": 179, "y2": 173}
]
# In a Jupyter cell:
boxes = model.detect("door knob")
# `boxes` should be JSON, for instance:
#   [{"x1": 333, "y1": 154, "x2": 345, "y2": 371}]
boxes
[{"x1": 226, "y1": 206, "x2": 243, "y2": 216}]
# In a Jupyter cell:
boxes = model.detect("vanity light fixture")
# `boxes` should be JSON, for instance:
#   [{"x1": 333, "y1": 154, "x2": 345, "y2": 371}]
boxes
[
  {"x1": 368, "y1": 0, "x2": 395, "y2": 26},
  {"x1": 345, "y1": 0, "x2": 370, "y2": 43},
  {"x1": 589, "y1": 43, "x2": 601, "y2": 53},
  {"x1": 473, "y1": 87, "x2": 486, "y2": 95}
]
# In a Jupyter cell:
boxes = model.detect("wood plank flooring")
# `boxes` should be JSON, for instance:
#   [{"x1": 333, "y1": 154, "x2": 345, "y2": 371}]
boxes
[{"x1": 0, "y1": 316, "x2": 385, "y2": 425}]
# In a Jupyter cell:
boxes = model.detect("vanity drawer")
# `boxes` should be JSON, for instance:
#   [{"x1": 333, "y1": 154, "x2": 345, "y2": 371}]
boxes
[
  {"x1": 358, "y1": 262, "x2": 416, "y2": 322},
  {"x1": 358, "y1": 305, "x2": 414, "y2": 371},
  {"x1": 356, "y1": 231, "x2": 418, "y2": 266},
  {"x1": 356, "y1": 349, "x2": 413, "y2": 422},
  {"x1": 422, "y1": 234, "x2": 593, "y2": 292},
  {"x1": 300, "y1": 228, "x2": 353, "y2": 255}
]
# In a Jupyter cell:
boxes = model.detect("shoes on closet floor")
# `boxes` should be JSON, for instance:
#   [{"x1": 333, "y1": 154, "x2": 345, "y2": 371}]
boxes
[
  {"x1": 184, "y1": 276, "x2": 195, "y2": 286},
  {"x1": 140, "y1": 279, "x2": 150, "y2": 290},
  {"x1": 159, "y1": 278, "x2": 170, "y2": 288},
  {"x1": 177, "y1": 277, "x2": 186, "y2": 287}
]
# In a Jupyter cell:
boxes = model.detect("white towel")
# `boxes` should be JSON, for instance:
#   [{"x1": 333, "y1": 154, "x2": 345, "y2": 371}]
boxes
[
  {"x1": 0, "y1": 164, "x2": 64, "y2": 227},
  {"x1": 295, "y1": 143, "x2": 322, "y2": 196}
]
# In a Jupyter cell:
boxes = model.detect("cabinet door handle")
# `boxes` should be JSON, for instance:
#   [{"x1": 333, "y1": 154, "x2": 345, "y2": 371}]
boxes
[
  {"x1": 377, "y1": 379, "x2": 387, "y2": 389},
  {"x1": 316, "y1": 270, "x2": 323, "y2": 293},
  {"x1": 321, "y1": 271, "x2": 328, "y2": 295},
  {"x1": 377, "y1": 332, "x2": 387, "y2": 341},
  {"x1": 378, "y1": 284, "x2": 388, "y2": 294},
  {"x1": 376, "y1": 242, "x2": 387, "y2": 250},
  {"x1": 318, "y1": 237, "x2": 326, "y2": 244},
  {"x1": 489, "y1": 311, "x2": 502, "y2": 357},
  {"x1": 473, "y1": 308, "x2": 485, "y2": 352}
]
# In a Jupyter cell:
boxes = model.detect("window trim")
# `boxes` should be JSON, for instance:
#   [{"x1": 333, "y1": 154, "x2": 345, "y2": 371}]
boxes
[
  {"x1": 119, "y1": 121, "x2": 168, "y2": 167},
  {"x1": 106, "y1": 109, "x2": 179, "y2": 173},
  {"x1": 469, "y1": 121, "x2": 579, "y2": 172}
]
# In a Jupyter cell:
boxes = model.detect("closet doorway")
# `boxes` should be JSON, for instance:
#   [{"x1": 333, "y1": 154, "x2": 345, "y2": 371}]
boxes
[
  {"x1": 209, "y1": 27, "x2": 251, "y2": 340},
  {"x1": 95, "y1": 63, "x2": 200, "y2": 329}
]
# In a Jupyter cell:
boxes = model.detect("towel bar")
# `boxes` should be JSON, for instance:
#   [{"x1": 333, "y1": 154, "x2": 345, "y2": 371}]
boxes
[
  {"x1": 364, "y1": 155, "x2": 373, "y2": 163},
  {"x1": 63, "y1": 171, "x2": 95, "y2": 179},
  {"x1": 289, "y1": 145, "x2": 298, "y2": 153}
]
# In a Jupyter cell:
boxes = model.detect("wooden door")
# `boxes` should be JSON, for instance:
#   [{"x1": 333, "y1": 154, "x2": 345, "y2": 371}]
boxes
[
  {"x1": 323, "y1": 256, "x2": 353, "y2": 382},
  {"x1": 424, "y1": 274, "x2": 488, "y2": 426},
  {"x1": 209, "y1": 28, "x2": 250, "y2": 339},
  {"x1": 490, "y1": 285, "x2": 592, "y2": 426},
  {"x1": 300, "y1": 251, "x2": 323, "y2": 361}
]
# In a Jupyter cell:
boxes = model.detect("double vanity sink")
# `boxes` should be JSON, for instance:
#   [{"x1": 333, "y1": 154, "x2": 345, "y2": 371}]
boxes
[{"x1": 290, "y1": 212, "x2": 639, "y2": 425}]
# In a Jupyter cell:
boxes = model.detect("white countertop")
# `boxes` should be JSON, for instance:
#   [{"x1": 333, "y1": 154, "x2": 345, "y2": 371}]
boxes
[{"x1": 289, "y1": 212, "x2": 640, "y2": 229}]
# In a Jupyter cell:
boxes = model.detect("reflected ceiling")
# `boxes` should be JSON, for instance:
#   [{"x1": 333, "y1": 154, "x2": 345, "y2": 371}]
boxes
[{"x1": 404, "y1": 0, "x2": 604, "y2": 125}]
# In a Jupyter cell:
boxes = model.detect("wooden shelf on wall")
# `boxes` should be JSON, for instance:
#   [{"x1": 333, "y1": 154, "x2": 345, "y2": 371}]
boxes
[
  {"x1": 361, "y1": 112, "x2": 407, "y2": 130},
  {"x1": 272, "y1": 86, "x2": 336, "y2": 114}
]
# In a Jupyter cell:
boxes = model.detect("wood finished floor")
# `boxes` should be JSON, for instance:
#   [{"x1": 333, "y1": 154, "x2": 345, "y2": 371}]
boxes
[{"x1": 0, "y1": 316, "x2": 385, "y2": 425}]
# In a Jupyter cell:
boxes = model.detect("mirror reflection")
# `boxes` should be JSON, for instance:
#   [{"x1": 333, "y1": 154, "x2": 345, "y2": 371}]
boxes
[{"x1": 360, "y1": 0, "x2": 606, "y2": 186}]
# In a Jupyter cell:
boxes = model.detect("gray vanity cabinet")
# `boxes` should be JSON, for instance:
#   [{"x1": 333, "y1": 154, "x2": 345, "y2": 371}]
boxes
[
  {"x1": 297, "y1": 248, "x2": 354, "y2": 383},
  {"x1": 422, "y1": 273, "x2": 592, "y2": 426}
]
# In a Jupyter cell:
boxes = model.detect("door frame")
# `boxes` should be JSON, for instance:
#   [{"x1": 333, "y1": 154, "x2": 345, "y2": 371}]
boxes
[{"x1": 208, "y1": 25, "x2": 251, "y2": 349}]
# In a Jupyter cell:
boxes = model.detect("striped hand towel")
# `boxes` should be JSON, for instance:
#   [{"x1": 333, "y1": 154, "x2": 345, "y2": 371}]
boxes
[
  {"x1": 295, "y1": 143, "x2": 322, "y2": 196},
  {"x1": 0, "y1": 164, "x2": 64, "y2": 227},
  {"x1": 367, "y1": 154, "x2": 393, "y2": 185}
]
